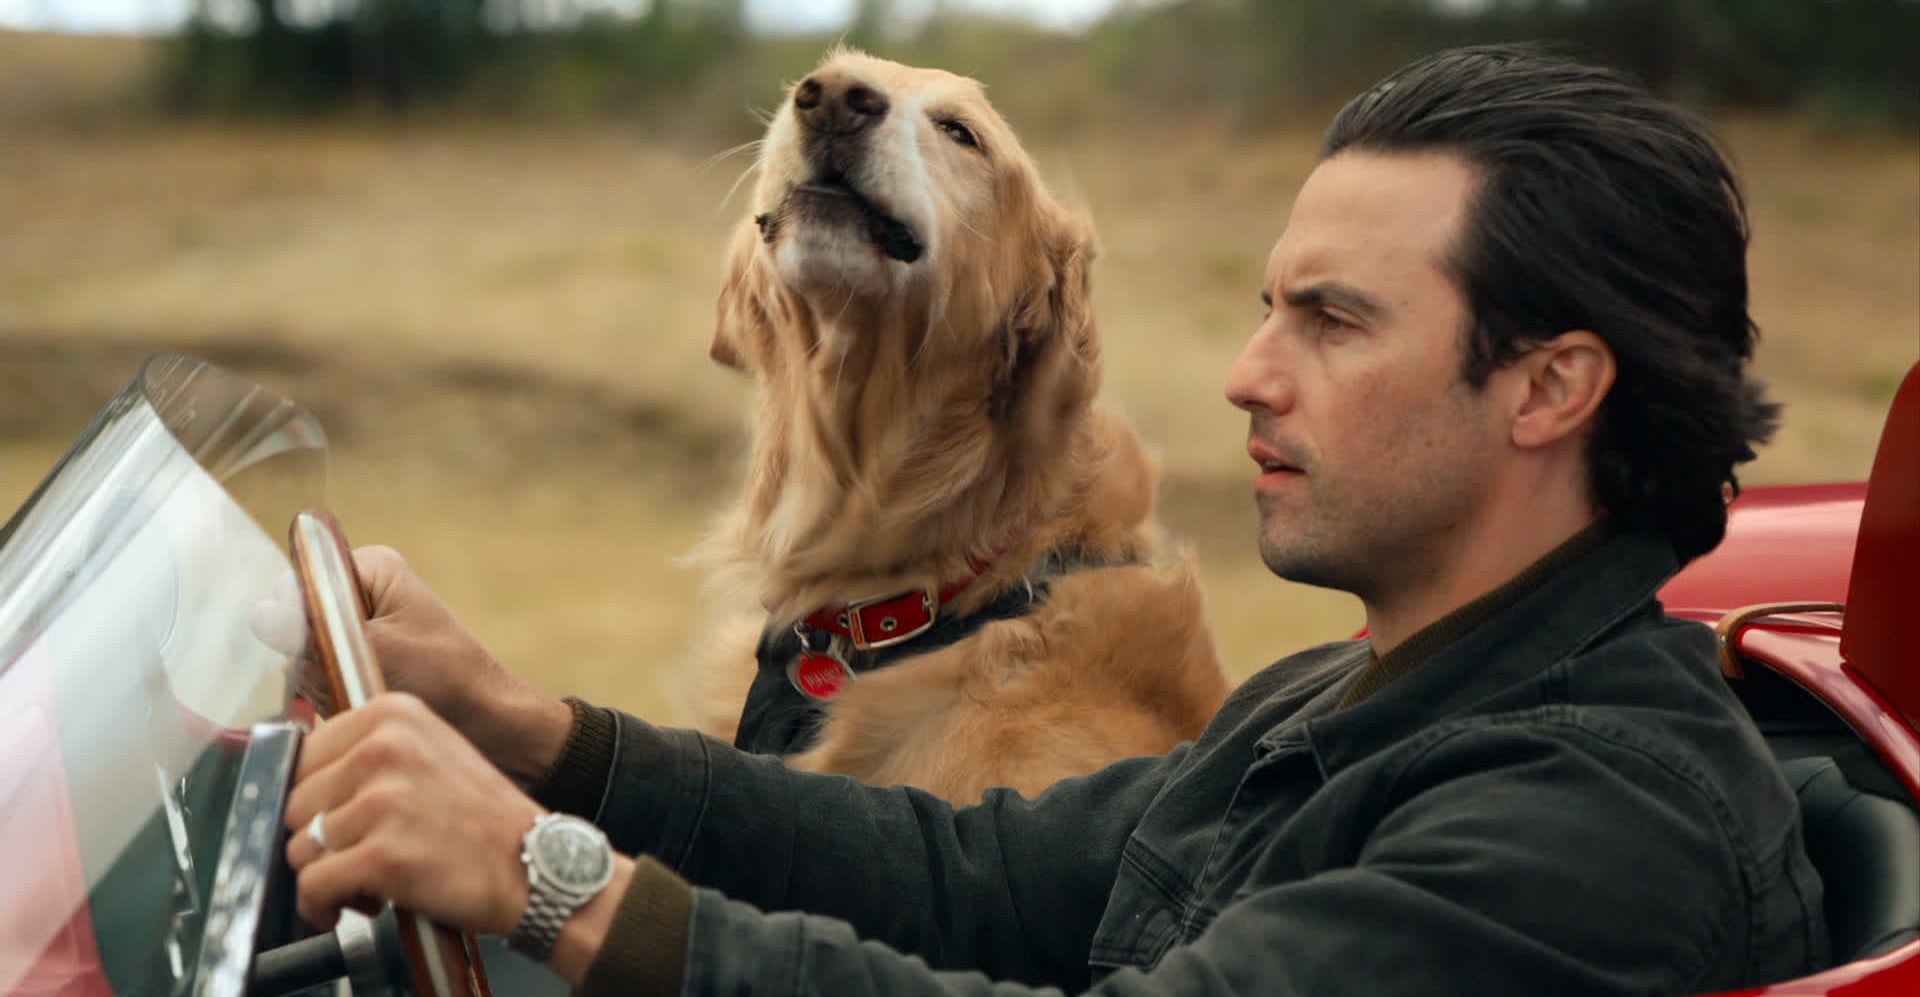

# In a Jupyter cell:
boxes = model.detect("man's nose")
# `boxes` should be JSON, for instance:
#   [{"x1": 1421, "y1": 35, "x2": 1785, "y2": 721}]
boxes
[
  {"x1": 793, "y1": 70, "x2": 890, "y2": 135},
  {"x1": 1225, "y1": 326, "x2": 1292, "y2": 414}
]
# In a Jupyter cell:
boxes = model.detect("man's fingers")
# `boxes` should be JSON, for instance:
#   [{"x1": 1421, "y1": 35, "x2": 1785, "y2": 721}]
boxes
[
  {"x1": 284, "y1": 782, "x2": 387, "y2": 871},
  {"x1": 289, "y1": 691, "x2": 433, "y2": 783},
  {"x1": 285, "y1": 752, "x2": 364, "y2": 850},
  {"x1": 287, "y1": 703, "x2": 381, "y2": 788},
  {"x1": 295, "y1": 828, "x2": 476, "y2": 935},
  {"x1": 287, "y1": 694, "x2": 432, "y2": 802},
  {"x1": 250, "y1": 595, "x2": 336, "y2": 713},
  {"x1": 248, "y1": 596, "x2": 309, "y2": 657},
  {"x1": 350, "y1": 545, "x2": 409, "y2": 617},
  {"x1": 297, "y1": 844, "x2": 407, "y2": 932}
]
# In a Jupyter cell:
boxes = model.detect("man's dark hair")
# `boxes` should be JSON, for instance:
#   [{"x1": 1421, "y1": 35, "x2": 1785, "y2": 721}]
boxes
[{"x1": 1323, "y1": 45, "x2": 1779, "y2": 563}]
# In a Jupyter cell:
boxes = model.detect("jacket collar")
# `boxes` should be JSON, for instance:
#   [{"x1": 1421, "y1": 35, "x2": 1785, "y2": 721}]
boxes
[
  {"x1": 1258, "y1": 529, "x2": 1681, "y2": 769},
  {"x1": 1336, "y1": 521, "x2": 1617, "y2": 711}
]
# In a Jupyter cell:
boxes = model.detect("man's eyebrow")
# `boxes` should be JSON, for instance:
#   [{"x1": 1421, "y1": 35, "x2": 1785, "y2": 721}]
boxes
[{"x1": 1280, "y1": 282, "x2": 1388, "y2": 321}]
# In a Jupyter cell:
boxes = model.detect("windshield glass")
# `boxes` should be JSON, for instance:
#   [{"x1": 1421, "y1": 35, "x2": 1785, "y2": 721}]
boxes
[{"x1": 0, "y1": 355, "x2": 326, "y2": 997}]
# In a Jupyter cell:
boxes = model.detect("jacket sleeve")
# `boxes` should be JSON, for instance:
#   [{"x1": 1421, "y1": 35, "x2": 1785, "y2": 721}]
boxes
[
  {"x1": 665, "y1": 720, "x2": 1801, "y2": 997},
  {"x1": 582, "y1": 706, "x2": 1182, "y2": 988}
]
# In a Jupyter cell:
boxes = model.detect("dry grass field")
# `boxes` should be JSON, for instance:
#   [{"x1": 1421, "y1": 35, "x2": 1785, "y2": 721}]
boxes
[{"x1": 2, "y1": 31, "x2": 1915, "y2": 722}]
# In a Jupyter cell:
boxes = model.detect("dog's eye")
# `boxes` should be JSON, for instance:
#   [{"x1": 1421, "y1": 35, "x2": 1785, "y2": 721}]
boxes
[{"x1": 936, "y1": 119, "x2": 978, "y2": 148}]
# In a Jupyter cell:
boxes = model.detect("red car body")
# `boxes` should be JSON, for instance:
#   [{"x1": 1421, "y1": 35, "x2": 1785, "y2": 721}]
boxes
[{"x1": 1674, "y1": 363, "x2": 1920, "y2": 996}]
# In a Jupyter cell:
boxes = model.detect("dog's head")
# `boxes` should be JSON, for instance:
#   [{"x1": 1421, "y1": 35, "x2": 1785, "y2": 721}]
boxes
[
  {"x1": 702, "y1": 51, "x2": 1111, "y2": 599},
  {"x1": 711, "y1": 49, "x2": 1096, "y2": 406}
]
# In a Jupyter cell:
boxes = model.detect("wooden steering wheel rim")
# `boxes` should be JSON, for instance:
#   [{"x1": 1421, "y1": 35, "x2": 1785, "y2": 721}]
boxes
[{"x1": 289, "y1": 508, "x2": 495, "y2": 997}]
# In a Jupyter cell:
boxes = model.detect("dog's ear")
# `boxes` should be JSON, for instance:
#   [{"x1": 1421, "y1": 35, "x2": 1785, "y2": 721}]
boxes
[
  {"x1": 1018, "y1": 206, "x2": 1098, "y2": 365},
  {"x1": 1044, "y1": 209, "x2": 1098, "y2": 368},
  {"x1": 710, "y1": 219, "x2": 760, "y2": 373},
  {"x1": 710, "y1": 321, "x2": 745, "y2": 372},
  {"x1": 996, "y1": 203, "x2": 1099, "y2": 429}
]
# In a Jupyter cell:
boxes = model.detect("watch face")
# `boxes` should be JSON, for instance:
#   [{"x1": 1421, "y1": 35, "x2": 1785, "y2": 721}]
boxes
[{"x1": 534, "y1": 818, "x2": 612, "y2": 893}]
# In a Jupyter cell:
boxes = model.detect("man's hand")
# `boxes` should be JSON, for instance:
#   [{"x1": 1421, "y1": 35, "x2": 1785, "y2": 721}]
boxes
[
  {"x1": 282, "y1": 693, "x2": 634, "y2": 985},
  {"x1": 253, "y1": 542, "x2": 573, "y2": 784},
  {"x1": 283, "y1": 693, "x2": 541, "y2": 935},
  {"x1": 351, "y1": 545, "x2": 573, "y2": 787}
]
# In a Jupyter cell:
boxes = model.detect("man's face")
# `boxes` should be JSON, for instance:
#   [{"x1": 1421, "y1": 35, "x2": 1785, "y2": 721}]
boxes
[{"x1": 1225, "y1": 150, "x2": 1506, "y2": 603}]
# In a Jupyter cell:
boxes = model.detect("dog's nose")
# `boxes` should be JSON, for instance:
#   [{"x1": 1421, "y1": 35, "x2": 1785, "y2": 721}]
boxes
[{"x1": 793, "y1": 71, "x2": 889, "y2": 135}]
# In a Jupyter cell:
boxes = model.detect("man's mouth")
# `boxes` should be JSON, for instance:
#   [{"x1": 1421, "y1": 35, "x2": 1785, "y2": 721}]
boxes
[
  {"x1": 1249, "y1": 441, "x2": 1307, "y2": 480},
  {"x1": 1256, "y1": 461, "x2": 1305, "y2": 486},
  {"x1": 784, "y1": 172, "x2": 924, "y2": 263}
]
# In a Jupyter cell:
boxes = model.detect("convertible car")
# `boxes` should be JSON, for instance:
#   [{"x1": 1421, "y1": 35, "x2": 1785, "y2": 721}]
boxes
[
  {"x1": 0, "y1": 356, "x2": 1914, "y2": 996},
  {"x1": 1669, "y1": 361, "x2": 1920, "y2": 995}
]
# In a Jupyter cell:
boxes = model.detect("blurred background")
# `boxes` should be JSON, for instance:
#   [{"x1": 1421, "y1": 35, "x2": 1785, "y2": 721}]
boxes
[{"x1": 2, "y1": 0, "x2": 1915, "y2": 722}]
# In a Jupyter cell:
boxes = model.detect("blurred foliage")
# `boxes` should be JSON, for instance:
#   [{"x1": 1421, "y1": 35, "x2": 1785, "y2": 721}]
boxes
[
  {"x1": 158, "y1": 0, "x2": 1919, "y2": 130},
  {"x1": 1092, "y1": 0, "x2": 1920, "y2": 130},
  {"x1": 161, "y1": 0, "x2": 749, "y2": 116}
]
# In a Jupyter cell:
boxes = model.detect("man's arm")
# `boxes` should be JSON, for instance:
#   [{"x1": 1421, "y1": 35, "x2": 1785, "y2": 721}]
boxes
[
  {"x1": 336, "y1": 547, "x2": 1175, "y2": 983},
  {"x1": 541, "y1": 702, "x2": 1180, "y2": 986},
  {"x1": 566, "y1": 719, "x2": 1795, "y2": 997}
]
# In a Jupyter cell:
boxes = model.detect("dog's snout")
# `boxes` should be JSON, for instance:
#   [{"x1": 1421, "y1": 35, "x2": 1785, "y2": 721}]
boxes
[
  {"x1": 793, "y1": 77, "x2": 823, "y2": 111},
  {"x1": 793, "y1": 70, "x2": 890, "y2": 135},
  {"x1": 843, "y1": 85, "x2": 888, "y2": 118}
]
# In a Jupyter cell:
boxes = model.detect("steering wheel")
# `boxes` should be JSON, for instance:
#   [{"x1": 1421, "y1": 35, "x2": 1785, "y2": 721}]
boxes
[{"x1": 288, "y1": 509, "x2": 494, "y2": 997}]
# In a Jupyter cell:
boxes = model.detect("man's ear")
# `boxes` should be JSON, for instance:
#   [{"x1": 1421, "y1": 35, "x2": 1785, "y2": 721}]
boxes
[
  {"x1": 709, "y1": 220, "x2": 760, "y2": 373},
  {"x1": 1507, "y1": 330, "x2": 1615, "y2": 450}
]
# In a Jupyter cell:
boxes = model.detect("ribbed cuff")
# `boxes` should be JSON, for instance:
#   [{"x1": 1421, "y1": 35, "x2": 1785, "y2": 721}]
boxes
[
  {"x1": 579, "y1": 855, "x2": 692, "y2": 997},
  {"x1": 527, "y1": 696, "x2": 618, "y2": 818}
]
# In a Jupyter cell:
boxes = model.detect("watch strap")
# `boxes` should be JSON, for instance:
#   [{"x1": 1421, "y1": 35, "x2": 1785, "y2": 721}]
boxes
[
  {"x1": 509, "y1": 875, "x2": 575, "y2": 963},
  {"x1": 508, "y1": 813, "x2": 612, "y2": 963}
]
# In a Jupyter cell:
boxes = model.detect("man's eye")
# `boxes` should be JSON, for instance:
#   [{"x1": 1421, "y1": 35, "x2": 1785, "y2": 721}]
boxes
[
  {"x1": 936, "y1": 119, "x2": 978, "y2": 148},
  {"x1": 1311, "y1": 310, "x2": 1352, "y2": 335}
]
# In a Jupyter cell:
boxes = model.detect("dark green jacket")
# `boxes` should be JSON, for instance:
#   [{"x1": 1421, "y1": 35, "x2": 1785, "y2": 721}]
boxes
[{"x1": 540, "y1": 530, "x2": 1827, "y2": 995}]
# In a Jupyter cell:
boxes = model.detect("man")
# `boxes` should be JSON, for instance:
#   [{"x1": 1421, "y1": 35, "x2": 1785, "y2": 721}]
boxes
[{"x1": 280, "y1": 47, "x2": 1827, "y2": 994}]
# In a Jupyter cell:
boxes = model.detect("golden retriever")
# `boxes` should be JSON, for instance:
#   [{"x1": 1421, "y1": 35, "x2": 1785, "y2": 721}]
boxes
[{"x1": 687, "y1": 49, "x2": 1231, "y2": 804}]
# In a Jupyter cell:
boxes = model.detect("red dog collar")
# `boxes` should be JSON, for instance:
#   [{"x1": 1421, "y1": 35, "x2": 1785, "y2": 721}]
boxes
[{"x1": 801, "y1": 555, "x2": 995, "y2": 651}]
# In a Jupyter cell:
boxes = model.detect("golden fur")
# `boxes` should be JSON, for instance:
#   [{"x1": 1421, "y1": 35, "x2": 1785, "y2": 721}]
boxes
[{"x1": 687, "y1": 50, "x2": 1231, "y2": 804}]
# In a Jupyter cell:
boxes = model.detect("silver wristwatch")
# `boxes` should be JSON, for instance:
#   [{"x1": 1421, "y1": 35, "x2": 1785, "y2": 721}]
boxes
[{"x1": 508, "y1": 812, "x2": 617, "y2": 962}]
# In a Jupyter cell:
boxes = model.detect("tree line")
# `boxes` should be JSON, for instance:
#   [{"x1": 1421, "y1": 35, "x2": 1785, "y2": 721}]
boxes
[{"x1": 162, "y1": 0, "x2": 1918, "y2": 129}]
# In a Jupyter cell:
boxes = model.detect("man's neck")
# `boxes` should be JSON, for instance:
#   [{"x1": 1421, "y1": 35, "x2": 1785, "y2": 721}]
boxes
[{"x1": 1363, "y1": 503, "x2": 1604, "y2": 658}]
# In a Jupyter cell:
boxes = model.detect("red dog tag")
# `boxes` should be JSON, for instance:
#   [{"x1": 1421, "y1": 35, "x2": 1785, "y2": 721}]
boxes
[{"x1": 789, "y1": 652, "x2": 855, "y2": 700}]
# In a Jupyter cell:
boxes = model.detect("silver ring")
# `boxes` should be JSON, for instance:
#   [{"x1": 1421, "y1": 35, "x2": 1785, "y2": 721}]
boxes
[{"x1": 306, "y1": 810, "x2": 332, "y2": 852}]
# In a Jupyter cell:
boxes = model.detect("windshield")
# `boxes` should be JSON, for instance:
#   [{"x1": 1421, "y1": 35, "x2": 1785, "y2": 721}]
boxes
[{"x1": 0, "y1": 355, "x2": 326, "y2": 997}]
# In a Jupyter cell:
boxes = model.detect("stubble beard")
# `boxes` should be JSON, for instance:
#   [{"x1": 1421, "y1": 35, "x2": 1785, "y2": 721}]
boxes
[
  {"x1": 1254, "y1": 457, "x2": 1477, "y2": 608},
  {"x1": 1248, "y1": 368, "x2": 1497, "y2": 606},
  {"x1": 1255, "y1": 490, "x2": 1387, "y2": 602}
]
